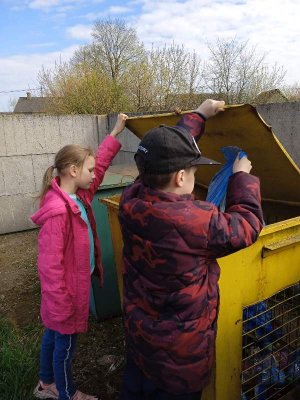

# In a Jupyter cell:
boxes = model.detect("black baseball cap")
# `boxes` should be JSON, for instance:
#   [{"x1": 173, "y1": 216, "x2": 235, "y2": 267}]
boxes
[{"x1": 134, "y1": 125, "x2": 220, "y2": 174}]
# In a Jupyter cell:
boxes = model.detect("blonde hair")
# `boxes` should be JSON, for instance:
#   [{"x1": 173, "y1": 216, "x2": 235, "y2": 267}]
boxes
[{"x1": 39, "y1": 144, "x2": 93, "y2": 200}]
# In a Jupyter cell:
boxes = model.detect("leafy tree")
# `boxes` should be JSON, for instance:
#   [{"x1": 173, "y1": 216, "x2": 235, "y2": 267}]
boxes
[{"x1": 38, "y1": 63, "x2": 114, "y2": 114}]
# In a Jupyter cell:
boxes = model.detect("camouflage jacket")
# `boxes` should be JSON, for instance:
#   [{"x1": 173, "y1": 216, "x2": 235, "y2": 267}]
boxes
[{"x1": 118, "y1": 113, "x2": 264, "y2": 394}]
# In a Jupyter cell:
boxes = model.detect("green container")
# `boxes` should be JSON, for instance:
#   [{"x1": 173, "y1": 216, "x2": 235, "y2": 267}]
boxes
[{"x1": 91, "y1": 166, "x2": 136, "y2": 321}]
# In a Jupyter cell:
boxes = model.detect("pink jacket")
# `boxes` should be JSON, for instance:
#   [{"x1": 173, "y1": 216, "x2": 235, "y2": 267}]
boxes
[{"x1": 31, "y1": 135, "x2": 121, "y2": 334}]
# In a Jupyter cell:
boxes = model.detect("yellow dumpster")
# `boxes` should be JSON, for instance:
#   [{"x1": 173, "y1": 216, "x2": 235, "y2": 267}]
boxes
[{"x1": 102, "y1": 104, "x2": 300, "y2": 400}]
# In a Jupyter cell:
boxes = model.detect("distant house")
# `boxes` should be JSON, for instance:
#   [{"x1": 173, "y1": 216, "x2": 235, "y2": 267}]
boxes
[
  {"x1": 13, "y1": 92, "x2": 53, "y2": 113},
  {"x1": 253, "y1": 89, "x2": 289, "y2": 104}
]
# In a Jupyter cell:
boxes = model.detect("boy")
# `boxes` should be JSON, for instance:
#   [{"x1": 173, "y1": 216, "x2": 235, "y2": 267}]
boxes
[{"x1": 118, "y1": 100, "x2": 264, "y2": 399}]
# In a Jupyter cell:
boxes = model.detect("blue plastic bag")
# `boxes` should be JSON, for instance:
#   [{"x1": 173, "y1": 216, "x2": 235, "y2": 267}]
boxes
[
  {"x1": 206, "y1": 146, "x2": 247, "y2": 210},
  {"x1": 243, "y1": 301, "x2": 282, "y2": 348}
]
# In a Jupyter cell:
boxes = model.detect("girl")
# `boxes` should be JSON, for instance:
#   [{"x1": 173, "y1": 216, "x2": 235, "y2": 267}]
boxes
[{"x1": 31, "y1": 114, "x2": 128, "y2": 400}]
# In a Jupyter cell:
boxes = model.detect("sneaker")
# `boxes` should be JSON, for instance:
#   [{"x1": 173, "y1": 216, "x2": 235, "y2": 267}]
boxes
[
  {"x1": 33, "y1": 381, "x2": 59, "y2": 399},
  {"x1": 71, "y1": 390, "x2": 98, "y2": 400}
]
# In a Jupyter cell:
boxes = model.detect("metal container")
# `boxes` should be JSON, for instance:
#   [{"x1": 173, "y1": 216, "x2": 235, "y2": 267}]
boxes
[
  {"x1": 102, "y1": 105, "x2": 300, "y2": 399},
  {"x1": 91, "y1": 165, "x2": 136, "y2": 321}
]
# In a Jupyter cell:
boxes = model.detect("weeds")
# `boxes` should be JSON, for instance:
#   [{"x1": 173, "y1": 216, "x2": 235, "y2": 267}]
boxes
[{"x1": 0, "y1": 319, "x2": 42, "y2": 400}]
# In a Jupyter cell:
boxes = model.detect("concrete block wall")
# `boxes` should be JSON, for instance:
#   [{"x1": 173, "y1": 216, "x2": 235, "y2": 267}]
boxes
[
  {"x1": 0, "y1": 102, "x2": 299, "y2": 234},
  {"x1": 107, "y1": 113, "x2": 140, "y2": 165},
  {"x1": 0, "y1": 114, "x2": 106, "y2": 234},
  {"x1": 256, "y1": 102, "x2": 300, "y2": 167}
]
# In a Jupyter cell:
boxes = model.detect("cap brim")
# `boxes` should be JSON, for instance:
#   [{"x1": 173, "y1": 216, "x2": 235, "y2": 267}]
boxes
[{"x1": 190, "y1": 156, "x2": 221, "y2": 166}]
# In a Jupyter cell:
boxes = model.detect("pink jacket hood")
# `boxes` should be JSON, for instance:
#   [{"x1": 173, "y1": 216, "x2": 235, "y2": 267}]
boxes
[{"x1": 32, "y1": 178, "x2": 79, "y2": 226}]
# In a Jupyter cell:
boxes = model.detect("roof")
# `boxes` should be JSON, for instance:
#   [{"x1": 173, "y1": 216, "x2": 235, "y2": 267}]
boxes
[
  {"x1": 253, "y1": 89, "x2": 289, "y2": 104},
  {"x1": 13, "y1": 96, "x2": 53, "y2": 113}
]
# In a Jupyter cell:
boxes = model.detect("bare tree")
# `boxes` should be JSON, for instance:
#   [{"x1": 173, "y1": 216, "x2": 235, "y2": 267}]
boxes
[
  {"x1": 122, "y1": 58, "x2": 157, "y2": 112},
  {"x1": 149, "y1": 43, "x2": 203, "y2": 110},
  {"x1": 281, "y1": 84, "x2": 300, "y2": 101},
  {"x1": 204, "y1": 37, "x2": 286, "y2": 104},
  {"x1": 73, "y1": 18, "x2": 145, "y2": 82}
]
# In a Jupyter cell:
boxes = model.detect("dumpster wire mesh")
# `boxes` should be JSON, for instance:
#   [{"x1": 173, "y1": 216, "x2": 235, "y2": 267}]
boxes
[{"x1": 241, "y1": 283, "x2": 300, "y2": 400}]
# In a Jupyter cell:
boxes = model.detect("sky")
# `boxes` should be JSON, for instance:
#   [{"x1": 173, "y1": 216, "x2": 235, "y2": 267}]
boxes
[{"x1": 0, "y1": 0, "x2": 299, "y2": 111}]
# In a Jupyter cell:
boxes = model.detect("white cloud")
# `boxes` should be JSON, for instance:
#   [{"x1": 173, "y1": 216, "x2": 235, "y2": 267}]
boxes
[
  {"x1": 27, "y1": 42, "x2": 56, "y2": 48},
  {"x1": 84, "y1": 5, "x2": 133, "y2": 21},
  {"x1": 66, "y1": 24, "x2": 92, "y2": 40},
  {"x1": 133, "y1": 0, "x2": 300, "y2": 84},
  {"x1": 0, "y1": 46, "x2": 78, "y2": 111},
  {"x1": 109, "y1": 6, "x2": 132, "y2": 14},
  {"x1": 28, "y1": 0, "x2": 82, "y2": 10}
]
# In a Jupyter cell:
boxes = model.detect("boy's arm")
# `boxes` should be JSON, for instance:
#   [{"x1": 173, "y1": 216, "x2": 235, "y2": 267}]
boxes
[
  {"x1": 206, "y1": 171, "x2": 264, "y2": 258},
  {"x1": 176, "y1": 99, "x2": 225, "y2": 141},
  {"x1": 176, "y1": 112, "x2": 206, "y2": 142}
]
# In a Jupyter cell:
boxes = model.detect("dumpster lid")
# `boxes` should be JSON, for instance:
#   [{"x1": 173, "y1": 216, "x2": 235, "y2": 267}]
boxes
[
  {"x1": 125, "y1": 104, "x2": 300, "y2": 204},
  {"x1": 99, "y1": 164, "x2": 137, "y2": 190}
]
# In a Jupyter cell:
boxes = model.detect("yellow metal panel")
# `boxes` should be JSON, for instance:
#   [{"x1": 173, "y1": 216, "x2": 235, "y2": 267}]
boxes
[
  {"x1": 101, "y1": 195, "x2": 124, "y2": 302},
  {"x1": 103, "y1": 193, "x2": 300, "y2": 400},
  {"x1": 126, "y1": 105, "x2": 300, "y2": 203},
  {"x1": 208, "y1": 217, "x2": 300, "y2": 400}
]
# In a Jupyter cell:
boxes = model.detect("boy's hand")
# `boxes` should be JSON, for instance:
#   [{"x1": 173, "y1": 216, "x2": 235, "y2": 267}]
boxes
[
  {"x1": 110, "y1": 113, "x2": 128, "y2": 137},
  {"x1": 233, "y1": 154, "x2": 252, "y2": 174},
  {"x1": 195, "y1": 99, "x2": 225, "y2": 119}
]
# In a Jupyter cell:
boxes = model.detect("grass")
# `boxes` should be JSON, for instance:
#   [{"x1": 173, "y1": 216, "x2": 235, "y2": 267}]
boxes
[{"x1": 0, "y1": 318, "x2": 42, "y2": 400}]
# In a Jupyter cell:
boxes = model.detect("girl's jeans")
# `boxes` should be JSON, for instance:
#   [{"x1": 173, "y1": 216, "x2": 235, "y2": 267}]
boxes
[{"x1": 39, "y1": 328, "x2": 77, "y2": 400}]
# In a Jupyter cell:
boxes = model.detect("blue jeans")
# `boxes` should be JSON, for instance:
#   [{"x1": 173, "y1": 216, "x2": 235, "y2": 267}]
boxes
[
  {"x1": 39, "y1": 328, "x2": 77, "y2": 400},
  {"x1": 120, "y1": 354, "x2": 202, "y2": 400}
]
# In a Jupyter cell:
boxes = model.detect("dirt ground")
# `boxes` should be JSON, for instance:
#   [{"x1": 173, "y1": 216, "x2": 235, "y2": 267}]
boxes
[{"x1": 0, "y1": 229, "x2": 125, "y2": 399}]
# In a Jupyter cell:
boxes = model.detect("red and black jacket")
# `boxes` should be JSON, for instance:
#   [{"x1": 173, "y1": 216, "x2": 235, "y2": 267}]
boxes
[{"x1": 118, "y1": 113, "x2": 264, "y2": 394}]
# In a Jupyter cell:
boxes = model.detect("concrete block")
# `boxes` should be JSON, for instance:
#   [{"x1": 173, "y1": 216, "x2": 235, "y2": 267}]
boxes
[
  {"x1": 0, "y1": 159, "x2": 5, "y2": 196},
  {"x1": 43, "y1": 115, "x2": 61, "y2": 153},
  {"x1": 0, "y1": 195, "x2": 16, "y2": 233},
  {"x1": 2, "y1": 114, "x2": 18, "y2": 155},
  {"x1": 107, "y1": 113, "x2": 140, "y2": 151},
  {"x1": 19, "y1": 115, "x2": 35, "y2": 154},
  {"x1": 257, "y1": 102, "x2": 300, "y2": 166},
  {"x1": 24, "y1": 115, "x2": 47, "y2": 154},
  {"x1": 0, "y1": 117, "x2": 7, "y2": 156},
  {"x1": 32, "y1": 153, "x2": 55, "y2": 193},
  {"x1": 73, "y1": 115, "x2": 98, "y2": 150},
  {"x1": 0, "y1": 194, "x2": 36, "y2": 234},
  {"x1": 112, "y1": 151, "x2": 135, "y2": 166},
  {"x1": 58, "y1": 115, "x2": 75, "y2": 146},
  {"x1": 2, "y1": 155, "x2": 35, "y2": 195},
  {"x1": 97, "y1": 115, "x2": 107, "y2": 143},
  {"x1": 117, "y1": 129, "x2": 140, "y2": 152}
]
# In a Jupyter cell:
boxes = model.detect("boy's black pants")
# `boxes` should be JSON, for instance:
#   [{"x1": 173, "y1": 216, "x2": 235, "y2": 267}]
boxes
[{"x1": 120, "y1": 354, "x2": 202, "y2": 400}]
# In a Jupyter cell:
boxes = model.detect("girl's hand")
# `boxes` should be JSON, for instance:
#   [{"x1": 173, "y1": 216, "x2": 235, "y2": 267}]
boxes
[
  {"x1": 110, "y1": 113, "x2": 128, "y2": 137},
  {"x1": 233, "y1": 154, "x2": 252, "y2": 174}
]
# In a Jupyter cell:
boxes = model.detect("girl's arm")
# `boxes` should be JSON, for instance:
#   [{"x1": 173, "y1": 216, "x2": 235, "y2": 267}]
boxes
[{"x1": 87, "y1": 113, "x2": 127, "y2": 198}]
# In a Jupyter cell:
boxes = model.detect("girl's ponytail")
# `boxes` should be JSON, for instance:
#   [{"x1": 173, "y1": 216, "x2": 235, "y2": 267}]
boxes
[{"x1": 39, "y1": 165, "x2": 55, "y2": 200}]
